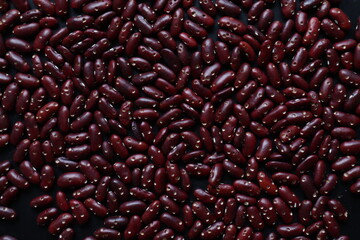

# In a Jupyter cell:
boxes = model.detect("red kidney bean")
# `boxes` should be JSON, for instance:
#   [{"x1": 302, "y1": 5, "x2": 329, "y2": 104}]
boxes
[
  {"x1": 243, "y1": 157, "x2": 257, "y2": 181},
  {"x1": 233, "y1": 179, "x2": 260, "y2": 197},
  {"x1": 258, "y1": 198, "x2": 277, "y2": 226},
  {"x1": 340, "y1": 52, "x2": 354, "y2": 69},
  {"x1": 323, "y1": 211, "x2": 340, "y2": 238},
  {"x1": 57, "y1": 172, "x2": 87, "y2": 189},
  {"x1": 332, "y1": 156, "x2": 356, "y2": 172},
  {"x1": 300, "y1": 0, "x2": 322, "y2": 10},
  {"x1": 329, "y1": 8, "x2": 351, "y2": 31},
  {"x1": 339, "y1": 69, "x2": 360, "y2": 87},
  {"x1": 58, "y1": 228, "x2": 74, "y2": 240},
  {"x1": 0, "y1": 186, "x2": 18, "y2": 206},
  {"x1": 258, "y1": 9, "x2": 274, "y2": 32},
  {"x1": 192, "y1": 201, "x2": 216, "y2": 225},
  {"x1": 85, "y1": 198, "x2": 108, "y2": 219},
  {"x1": 298, "y1": 200, "x2": 313, "y2": 225},
  {"x1": 30, "y1": 195, "x2": 53, "y2": 209},
  {"x1": 5, "y1": 37, "x2": 32, "y2": 54},
  {"x1": 237, "y1": 226, "x2": 253, "y2": 240},
  {"x1": 342, "y1": 166, "x2": 360, "y2": 182},
  {"x1": 0, "y1": 206, "x2": 16, "y2": 220},
  {"x1": 321, "y1": 18, "x2": 345, "y2": 41},
  {"x1": 19, "y1": 160, "x2": 40, "y2": 184},
  {"x1": 7, "y1": 169, "x2": 29, "y2": 189},
  {"x1": 48, "y1": 213, "x2": 73, "y2": 235},
  {"x1": 72, "y1": 184, "x2": 96, "y2": 200},
  {"x1": 285, "y1": 33, "x2": 302, "y2": 55},
  {"x1": 273, "y1": 197, "x2": 293, "y2": 224},
  {"x1": 200, "y1": 221, "x2": 225, "y2": 239},
  {"x1": 257, "y1": 171, "x2": 278, "y2": 195},
  {"x1": 278, "y1": 185, "x2": 301, "y2": 208},
  {"x1": 0, "y1": 161, "x2": 10, "y2": 176},
  {"x1": 327, "y1": 199, "x2": 348, "y2": 222},
  {"x1": 178, "y1": 32, "x2": 197, "y2": 48},
  {"x1": 350, "y1": 179, "x2": 360, "y2": 194},
  {"x1": 19, "y1": 9, "x2": 41, "y2": 23},
  {"x1": 153, "y1": 228, "x2": 175, "y2": 240},
  {"x1": 281, "y1": 0, "x2": 296, "y2": 19},
  {"x1": 55, "y1": 191, "x2": 69, "y2": 212},
  {"x1": 305, "y1": 221, "x2": 324, "y2": 235},
  {"x1": 0, "y1": 9, "x2": 20, "y2": 31},
  {"x1": 36, "y1": 207, "x2": 58, "y2": 227},
  {"x1": 277, "y1": 223, "x2": 304, "y2": 238}
]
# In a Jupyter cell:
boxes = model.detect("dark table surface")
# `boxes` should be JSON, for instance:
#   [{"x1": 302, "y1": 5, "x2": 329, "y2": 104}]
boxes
[{"x1": 0, "y1": 0, "x2": 360, "y2": 239}]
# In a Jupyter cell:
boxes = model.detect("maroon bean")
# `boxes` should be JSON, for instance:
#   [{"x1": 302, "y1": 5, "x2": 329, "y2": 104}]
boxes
[
  {"x1": 273, "y1": 197, "x2": 293, "y2": 224},
  {"x1": 84, "y1": 199, "x2": 108, "y2": 219},
  {"x1": 103, "y1": 215, "x2": 128, "y2": 230},
  {"x1": 200, "y1": 221, "x2": 225, "y2": 239},
  {"x1": 277, "y1": 223, "x2": 304, "y2": 238},
  {"x1": 48, "y1": 213, "x2": 73, "y2": 235},
  {"x1": 236, "y1": 227, "x2": 254, "y2": 240},
  {"x1": 72, "y1": 184, "x2": 96, "y2": 200},
  {"x1": 58, "y1": 228, "x2": 74, "y2": 240},
  {"x1": 7, "y1": 169, "x2": 29, "y2": 189},
  {"x1": 257, "y1": 171, "x2": 278, "y2": 195},
  {"x1": 0, "y1": 161, "x2": 10, "y2": 176},
  {"x1": 19, "y1": 160, "x2": 40, "y2": 184},
  {"x1": 342, "y1": 166, "x2": 360, "y2": 182},
  {"x1": 0, "y1": 186, "x2": 18, "y2": 206},
  {"x1": 350, "y1": 179, "x2": 360, "y2": 194},
  {"x1": 10, "y1": 0, "x2": 29, "y2": 12},
  {"x1": 323, "y1": 211, "x2": 340, "y2": 238},
  {"x1": 339, "y1": 69, "x2": 360, "y2": 87},
  {"x1": 57, "y1": 172, "x2": 87, "y2": 189},
  {"x1": 0, "y1": 9, "x2": 20, "y2": 31},
  {"x1": 30, "y1": 195, "x2": 53, "y2": 209},
  {"x1": 0, "y1": 206, "x2": 16, "y2": 220},
  {"x1": 297, "y1": 200, "x2": 313, "y2": 226},
  {"x1": 281, "y1": 0, "x2": 296, "y2": 19},
  {"x1": 55, "y1": 191, "x2": 69, "y2": 212},
  {"x1": 154, "y1": 228, "x2": 175, "y2": 240},
  {"x1": 321, "y1": 18, "x2": 345, "y2": 41}
]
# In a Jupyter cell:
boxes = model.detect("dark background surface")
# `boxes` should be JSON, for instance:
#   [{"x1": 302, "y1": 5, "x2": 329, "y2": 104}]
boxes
[{"x1": 0, "y1": 0, "x2": 360, "y2": 239}]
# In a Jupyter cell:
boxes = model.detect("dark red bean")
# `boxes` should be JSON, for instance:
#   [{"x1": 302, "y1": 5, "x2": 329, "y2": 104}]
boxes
[
  {"x1": 298, "y1": 200, "x2": 313, "y2": 225},
  {"x1": 273, "y1": 197, "x2": 293, "y2": 224},
  {"x1": 257, "y1": 171, "x2": 278, "y2": 195},
  {"x1": 83, "y1": 198, "x2": 108, "y2": 217},
  {"x1": 30, "y1": 195, "x2": 53, "y2": 209},
  {"x1": 57, "y1": 172, "x2": 87, "y2": 189},
  {"x1": 36, "y1": 207, "x2": 58, "y2": 227},
  {"x1": 281, "y1": 0, "x2": 296, "y2": 19},
  {"x1": 332, "y1": 156, "x2": 356, "y2": 172},
  {"x1": 154, "y1": 228, "x2": 175, "y2": 240},
  {"x1": 342, "y1": 166, "x2": 360, "y2": 182},
  {"x1": 277, "y1": 223, "x2": 304, "y2": 238},
  {"x1": 323, "y1": 211, "x2": 340, "y2": 238},
  {"x1": 0, "y1": 206, "x2": 16, "y2": 220},
  {"x1": 0, "y1": 9, "x2": 21, "y2": 32},
  {"x1": 321, "y1": 18, "x2": 345, "y2": 41},
  {"x1": 48, "y1": 213, "x2": 73, "y2": 235}
]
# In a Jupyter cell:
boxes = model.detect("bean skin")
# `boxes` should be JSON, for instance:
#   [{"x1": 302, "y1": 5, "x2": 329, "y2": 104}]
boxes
[
  {"x1": 0, "y1": 206, "x2": 16, "y2": 220},
  {"x1": 277, "y1": 223, "x2": 304, "y2": 238},
  {"x1": 48, "y1": 213, "x2": 73, "y2": 235},
  {"x1": 57, "y1": 172, "x2": 87, "y2": 189}
]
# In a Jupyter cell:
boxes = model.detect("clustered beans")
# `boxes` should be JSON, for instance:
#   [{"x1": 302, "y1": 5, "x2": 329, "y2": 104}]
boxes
[{"x1": 0, "y1": 0, "x2": 359, "y2": 239}]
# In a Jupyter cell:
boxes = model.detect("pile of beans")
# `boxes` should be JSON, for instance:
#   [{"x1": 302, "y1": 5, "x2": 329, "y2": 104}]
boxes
[{"x1": 0, "y1": 0, "x2": 359, "y2": 239}]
